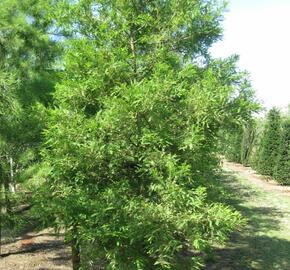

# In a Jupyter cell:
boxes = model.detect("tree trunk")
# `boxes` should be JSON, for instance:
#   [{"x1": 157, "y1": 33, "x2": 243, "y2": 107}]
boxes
[
  {"x1": 130, "y1": 31, "x2": 137, "y2": 74},
  {"x1": 9, "y1": 157, "x2": 15, "y2": 193},
  {"x1": 4, "y1": 177, "x2": 11, "y2": 214},
  {"x1": 71, "y1": 235, "x2": 81, "y2": 270}
]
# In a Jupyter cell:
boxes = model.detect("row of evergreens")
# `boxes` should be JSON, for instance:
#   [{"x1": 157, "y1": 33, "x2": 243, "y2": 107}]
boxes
[
  {"x1": 222, "y1": 107, "x2": 290, "y2": 185},
  {"x1": 1, "y1": 1, "x2": 260, "y2": 269}
]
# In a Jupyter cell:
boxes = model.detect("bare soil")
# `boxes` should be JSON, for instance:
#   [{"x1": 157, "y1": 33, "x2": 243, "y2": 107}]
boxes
[{"x1": 0, "y1": 228, "x2": 72, "y2": 270}]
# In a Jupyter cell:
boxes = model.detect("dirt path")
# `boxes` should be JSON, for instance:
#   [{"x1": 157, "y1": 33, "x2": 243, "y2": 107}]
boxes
[
  {"x1": 0, "y1": 228, "x2": 71, "y2": 270},
  {"x1": 206, "y1": 161, "x2": 290, "y2": 270},
  {"x1": 224, "y1": 160, "x2": 290, "y2": 197}
]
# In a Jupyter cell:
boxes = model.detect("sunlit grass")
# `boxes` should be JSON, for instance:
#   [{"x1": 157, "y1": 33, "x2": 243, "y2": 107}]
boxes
[{"x1": 205, "y1": 169, "x2": 290, "y2": 270}]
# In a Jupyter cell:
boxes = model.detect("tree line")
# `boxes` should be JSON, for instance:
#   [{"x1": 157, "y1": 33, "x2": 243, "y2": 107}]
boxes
[
  {"x1": 221, "y1": 107, "x2": 290, "y2": 185},
  {"x1": 0, "y1": 1, "x2": 260, "y2": 269}
]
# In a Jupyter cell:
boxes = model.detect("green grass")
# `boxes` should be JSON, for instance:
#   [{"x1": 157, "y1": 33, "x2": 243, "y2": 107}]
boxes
[{"x1": 205, "y1": 169, "x2": 290, "y2": 270}]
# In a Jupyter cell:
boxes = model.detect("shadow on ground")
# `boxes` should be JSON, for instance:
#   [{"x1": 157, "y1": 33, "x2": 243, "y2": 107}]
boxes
[
  {"x1": 0, "y1": 234, "x2": 71, "y2": 270},
  {"x1": 205, "y1": 172, "x2": 290, "y2": 270}
]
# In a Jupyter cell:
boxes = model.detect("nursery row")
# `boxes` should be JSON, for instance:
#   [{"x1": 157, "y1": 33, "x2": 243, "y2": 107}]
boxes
[{"x1": 221, "y1": 107, "x2": 290, "y2": 185}]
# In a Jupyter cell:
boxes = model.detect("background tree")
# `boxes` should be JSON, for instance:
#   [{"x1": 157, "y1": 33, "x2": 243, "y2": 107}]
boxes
[
  {"x1": 219, "y1": 126, "x2": 243, "y2": 163},
  {"x1": 273, "y1": 119, "x2": 290, "y2": 184},
  {"x1": 255, "y1": 108, "x2": 282, "y2": 176},
  {"x1": 240, "y1": 121, "x2": 257, "y2": 166},
  {"x1": 0, "y1": 0, "x2": 60, "y2": 241}
]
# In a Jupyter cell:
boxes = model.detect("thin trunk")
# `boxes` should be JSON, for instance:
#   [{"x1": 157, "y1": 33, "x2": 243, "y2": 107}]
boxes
[
  {"x1": 9, "y1": 157, "x2": 15, "y2": 193},
  {"x1": 130, "y1": 34, "x2": 137, "y2": 74},
  {"x1": 4, "y1": 177, "x2": 11, "y2": 214},
  {"x1": 71, "y1": 230, "x2": 81, "y2": 270}
]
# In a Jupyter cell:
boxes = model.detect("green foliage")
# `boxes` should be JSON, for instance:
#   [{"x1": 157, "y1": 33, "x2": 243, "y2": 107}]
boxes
[
  {"x1": 0, "y1": 0, "x2": 59, "y2": 169},
  {"x1": 37, "y1": 1, "x2": 259, "y2": 269},
  {"x1": 0, "y1": 0, "x2": 59, "y2": 241},
  {"x1": 220, "y1": 126, "x2": 243, "y2": 163},
  {"x1": 0, "y1": 0, "x2": 264, "y2": 268},
  {"x1": 240, "y1": 122, "x2": 257, "y2": 166},
  {"x1": 222, "y1": 107, "x2": 289, "y2": 186},
  {"x1": 255, "y1": 108, "x2": 282, "y2": 176},
  {"x1": 273, "y1": 119, "x2": 290, "y2": 184}
]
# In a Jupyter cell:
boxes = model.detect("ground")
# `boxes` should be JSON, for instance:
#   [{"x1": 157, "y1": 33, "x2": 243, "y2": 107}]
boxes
[
  {"x1": 0, "y1": 161, "x2": 289, "y2": 270},
  {"x1": 205, "y1": 161, "x2": 290, "y2": 270},
  {"x1": 0, "y1": 229, "x2": 71, "y2": 270}
]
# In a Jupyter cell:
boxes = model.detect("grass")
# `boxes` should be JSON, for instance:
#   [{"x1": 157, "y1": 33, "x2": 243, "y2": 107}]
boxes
[{"x1": 205, "y1": 169, "x2": 290, "y2": 270}]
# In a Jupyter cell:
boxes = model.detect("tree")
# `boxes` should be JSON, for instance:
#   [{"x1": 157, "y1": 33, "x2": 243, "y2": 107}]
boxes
[
  {"x1": 0, "y1": 0, "x2": 60, "y2": 244},
  {"x1": 240, "y1": 121, "x2": 257, "y2": 166},
  {"x1": 40, "y1": 1, "x2": 259, "y2": 269},
  {"x1": 256, "y1": 108, "x2": 282, "y2": 176},
  {"x1": 219, "y1": 126, "x2": 243, "y2": 163},
  {"x1": 273, "y1": 119, "x2": 290, "y2": 184}
]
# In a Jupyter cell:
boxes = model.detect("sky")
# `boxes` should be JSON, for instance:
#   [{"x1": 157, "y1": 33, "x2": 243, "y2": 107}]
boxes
[{"x1": 210, "y1": 0, "x2": 290, "y2": 110}]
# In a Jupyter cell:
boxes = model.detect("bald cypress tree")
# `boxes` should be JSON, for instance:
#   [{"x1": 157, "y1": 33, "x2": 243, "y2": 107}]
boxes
[{"x1": 40, "y1": 1, "x2": 259, "y2": 269}]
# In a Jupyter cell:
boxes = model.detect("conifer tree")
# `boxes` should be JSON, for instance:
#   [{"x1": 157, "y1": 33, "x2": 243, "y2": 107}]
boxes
[
  {"x1": 256, "y1": 108, "x2": 282, "y2": 176},
  {"x1": 0, "y1": 0, "x2": 59, "y2": 237},
  {"x1": 40, "y1": 1, "x2": 259, "y2": 269},
  {"x1": 274, "y1": 119, "x2": 290, "y2": 184}
]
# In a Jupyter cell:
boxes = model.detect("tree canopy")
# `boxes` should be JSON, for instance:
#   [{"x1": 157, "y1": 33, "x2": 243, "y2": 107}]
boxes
[{"x1": 0, "y1": 1, "x2": 261, "y2": 269}]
